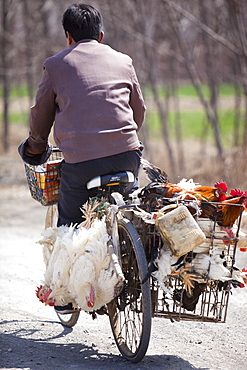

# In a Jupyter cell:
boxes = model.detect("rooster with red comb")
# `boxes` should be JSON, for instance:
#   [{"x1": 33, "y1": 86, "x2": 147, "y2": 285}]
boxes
[
  {"x1": 215, "y1": 189, "x2": 247, "y2": 228},
  {"x1": 193, "y1": 181, "x2": 228, "y2": 202}
]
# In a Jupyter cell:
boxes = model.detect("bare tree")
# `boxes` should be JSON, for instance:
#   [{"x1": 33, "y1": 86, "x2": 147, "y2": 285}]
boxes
[
  {"x1": 1, "y1": 0, "x2": 11, "y2": 151},
  {"x1": 225, "y1": 0, "x2": 247, "y2": 147},
  {"x1": 1, "y1": 0, "x2": 246, "y2": 185},
  {"x1": 163, "y1": 0, "x2": 224, "y2": 161}
]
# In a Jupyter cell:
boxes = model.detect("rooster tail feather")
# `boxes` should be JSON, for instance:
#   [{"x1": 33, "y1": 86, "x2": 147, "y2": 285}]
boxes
[{"x1": 141, "y1": 158, "x2": 168, "y2": 183}]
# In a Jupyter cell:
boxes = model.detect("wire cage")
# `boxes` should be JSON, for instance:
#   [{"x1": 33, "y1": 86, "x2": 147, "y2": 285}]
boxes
[
  {"x1": 130, "y1": 202, "x2": 245, "y2": 323},
  {"x1": 150, "y1": 275, "x2": 231, "y2": 323},
  {"x1": 24, "y1": 148, "x2": 63, "y2": 206}
]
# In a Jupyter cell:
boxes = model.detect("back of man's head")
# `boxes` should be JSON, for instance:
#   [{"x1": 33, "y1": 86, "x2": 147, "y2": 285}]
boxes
[{"x1": 62, "y1": 4, "x2": 102, "y2": 42}]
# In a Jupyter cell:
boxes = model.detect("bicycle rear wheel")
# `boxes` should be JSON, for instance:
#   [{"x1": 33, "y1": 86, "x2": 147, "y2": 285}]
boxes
[
  {"x1": 45, "y1": 205, "x2": 80, "y2": 328},
  {"x1": 108, "y1": 218, "x2": 152, "y2": 363}
]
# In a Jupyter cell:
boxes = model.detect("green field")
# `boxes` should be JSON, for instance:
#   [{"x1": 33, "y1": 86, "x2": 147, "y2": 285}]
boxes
[
  {"x1": 0, "y1": 85, "x2": 30, "y2": 98},
  {"x1": 145, "y1": 83, "x2": 243, "y2": 98},
  {"x1": 0, "y1": 112, "x2": 29, "y2": 125},
  {"x1": 1, "y1": 84, "x2": 245, "y2": 146},
  {"x1": 145, "y1": 84, "x2": 245, "y2": 146},
  {"x1": 147, "y1": 109, "x2": 244, "y2": 146}
]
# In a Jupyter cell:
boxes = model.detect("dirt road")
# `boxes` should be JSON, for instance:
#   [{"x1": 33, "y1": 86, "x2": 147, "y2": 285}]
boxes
[{"x1": 0, "y1": 141, "x2": 247, "y2": 370}]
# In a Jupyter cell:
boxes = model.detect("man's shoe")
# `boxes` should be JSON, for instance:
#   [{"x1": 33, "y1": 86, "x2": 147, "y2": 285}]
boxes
[{"x1": 55, "y1": 303, "x2": 79, "y2": 314}]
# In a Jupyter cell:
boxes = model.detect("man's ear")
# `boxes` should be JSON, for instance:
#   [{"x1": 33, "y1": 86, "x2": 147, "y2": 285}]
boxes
[
  {"x1": 98, "y1": 31, "x2": 104, "y2": 43},
  {"x1": 67, "y1": 32, "x2": 76, "y2": 47}
]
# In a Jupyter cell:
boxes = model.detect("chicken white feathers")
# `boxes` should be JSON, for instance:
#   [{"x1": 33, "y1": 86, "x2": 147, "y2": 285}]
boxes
[
  {"x1": 192, "y1": 253, "x2": 210, "y2": 276},
  {"x1": 176, "y1": 178, "x2": 200, "y2": 191},
  {"x1": 38, "y1": 215, "x2": 123, "y2": 310},
  {"x1": 152, "y1": 248, "x2": 172, "y2": 282},
  {"x1": 208, "y1": 254, "x2": 231, "y2": 281}
]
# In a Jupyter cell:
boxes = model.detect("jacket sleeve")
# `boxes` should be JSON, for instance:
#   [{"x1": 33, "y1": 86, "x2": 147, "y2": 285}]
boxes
[
  {"x1": 18, "y1": 138, "x2": 53, "y2": 165},
  {"x1": 28, "y1": 63, "x2": 56, "y2": 151},
  {"x1": 129, "y1": 63, "x2": 146, "y2": 131}
]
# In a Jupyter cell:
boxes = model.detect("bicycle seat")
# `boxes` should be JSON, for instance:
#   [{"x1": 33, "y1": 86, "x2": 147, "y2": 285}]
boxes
[{"x1": 87, "y1": 171, "x2": 135, "y2": 190}]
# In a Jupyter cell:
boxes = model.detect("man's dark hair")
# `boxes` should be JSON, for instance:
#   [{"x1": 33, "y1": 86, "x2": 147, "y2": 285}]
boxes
[{"x1": 62, "y1": 4, "x2": 103, "y2": 42}]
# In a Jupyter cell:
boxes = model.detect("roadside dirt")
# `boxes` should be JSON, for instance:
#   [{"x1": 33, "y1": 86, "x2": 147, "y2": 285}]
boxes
[{"x1": 0, "y1": 125, "x2": 247, "y2": 370}]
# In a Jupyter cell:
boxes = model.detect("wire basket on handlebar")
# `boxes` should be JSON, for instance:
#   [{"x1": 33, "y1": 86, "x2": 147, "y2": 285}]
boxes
[{"x1": 24, "y1": 148, "x2": 63, "y2": 206}]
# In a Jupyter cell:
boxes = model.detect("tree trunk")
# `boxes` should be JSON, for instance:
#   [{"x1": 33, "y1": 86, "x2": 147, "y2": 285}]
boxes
[
  {"x1": 170, "y1": 58, "x2": 185, "y2": 173},
  {"x1": 22, "y1": 0, "x2": 35, "y2": 104},
  {"x1": 150, "y1": 78, "x2": 176, "y2": 174},
  {"x1": 165, "y1": 1, "x2": 224, "y2": 160},
  {"x1": 226, "y1": 0, "x2": 247, "y2": 147},
  {"x1": 1, "y1": 0, "x2": 10, "y2": 152}
]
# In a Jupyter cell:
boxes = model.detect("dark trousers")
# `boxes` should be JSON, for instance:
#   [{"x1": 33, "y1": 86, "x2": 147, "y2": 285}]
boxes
[{"x1": 57, "y1": 150, "x2": 142, "y2": 226}]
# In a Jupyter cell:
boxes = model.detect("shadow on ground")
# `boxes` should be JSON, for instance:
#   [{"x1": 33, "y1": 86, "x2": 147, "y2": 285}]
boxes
[{"x1": 0, "y1": 318, "x2": 203, "y2": 370}]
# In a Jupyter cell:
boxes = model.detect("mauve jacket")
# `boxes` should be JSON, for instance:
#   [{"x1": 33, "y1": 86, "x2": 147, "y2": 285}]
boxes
[{"x1": 28, "y1": 39, "x2": 146, "y2": 163}]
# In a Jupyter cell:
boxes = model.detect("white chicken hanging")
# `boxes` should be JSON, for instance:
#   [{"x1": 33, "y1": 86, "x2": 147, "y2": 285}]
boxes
[{"x1": 36, "y1": 204, "x2": 124, "y2": 312}]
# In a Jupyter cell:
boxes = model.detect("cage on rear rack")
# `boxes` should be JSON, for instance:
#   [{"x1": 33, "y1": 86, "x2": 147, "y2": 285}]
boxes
[
  {"x1": 151, "y1": 276, "x2": 230, "y2": 323},
  {"x1": 129, "y1": 201, "x2": 245, "y2": 323},
  {"x1": 24, "y1": 148, "x2": 63, "y2": 206}
]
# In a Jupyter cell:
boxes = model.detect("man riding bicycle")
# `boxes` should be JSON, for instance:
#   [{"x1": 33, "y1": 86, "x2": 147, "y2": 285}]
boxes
[{"x1": 18, "y1": 3, "x2": 146, "y2": 313}]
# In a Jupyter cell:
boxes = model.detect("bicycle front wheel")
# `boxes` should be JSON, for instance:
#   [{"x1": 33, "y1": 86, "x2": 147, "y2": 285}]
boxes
[
  {"x1": 108, "y1": 218, "x2": 152, "y2": 363},
  {"x1": 45, "y1": 204, "x2": 58, "y2": 229},
  {"x1": 55, "y1": 311, "x2": 80, "y2": 328}
]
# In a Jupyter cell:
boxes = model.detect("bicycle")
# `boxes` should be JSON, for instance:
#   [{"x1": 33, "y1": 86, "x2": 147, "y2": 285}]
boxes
[
  {"x1": 25, "y1": 147, "x2": 152, "y2": 362},
  {"x1": 24, "y1": 147, "x2": 246, "y2": 363}
]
